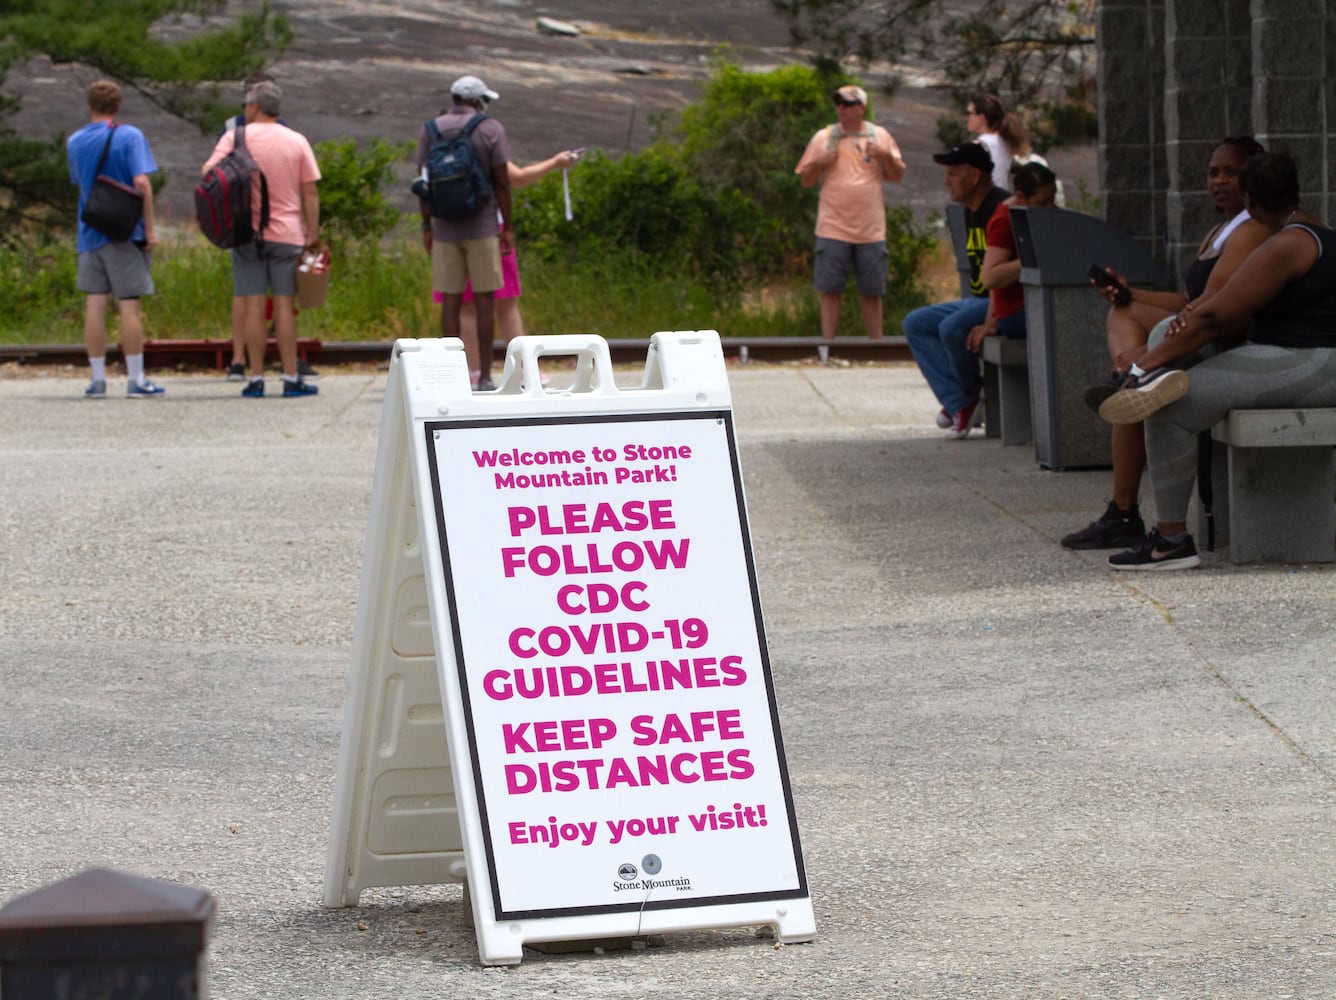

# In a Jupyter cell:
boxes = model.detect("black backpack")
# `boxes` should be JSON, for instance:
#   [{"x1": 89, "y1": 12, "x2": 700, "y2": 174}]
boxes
[
  {"x1": 195, "y1": 123, "x2": 269, "y2": 249},
  {"x1": 416, "y1": 114, "x2": 492, "y2": 221}
]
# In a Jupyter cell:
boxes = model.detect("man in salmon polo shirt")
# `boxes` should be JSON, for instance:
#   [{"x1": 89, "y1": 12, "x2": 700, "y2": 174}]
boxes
[
  {"x1": 794, "y1": 84, "x2": 906, "y2": 346},
  {"x1": 202, "y1": 79, "x2": 322, "y2": 398}
]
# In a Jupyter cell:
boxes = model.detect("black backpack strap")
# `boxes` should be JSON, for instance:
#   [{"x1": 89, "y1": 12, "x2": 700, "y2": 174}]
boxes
[
  {"x1": 235, "y1": 123, "x2": 269, "y2": 248},
  {"x1": 425, "y1": 117, "x2": 442, "y2": 142},
  {"x1": 460, "y1": 113, "x2": 485, "y2": 137},
  {"x1": 93, "y1": 122, "x2": 117, "y2": 174},
  {"x1": 1196, "y1": 429, "x2": 1215, "y2": 551}
]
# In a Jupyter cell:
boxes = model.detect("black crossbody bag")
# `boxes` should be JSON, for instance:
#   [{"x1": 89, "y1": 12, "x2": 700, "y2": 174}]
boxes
[{"x1": 80, "y1": 123, "x2": 144, "y2": 242}]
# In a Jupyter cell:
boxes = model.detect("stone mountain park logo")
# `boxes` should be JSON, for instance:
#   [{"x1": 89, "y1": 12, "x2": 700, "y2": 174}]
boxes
[{"x1": 612, "y1": 855, "x2": 693, "y2": 893}]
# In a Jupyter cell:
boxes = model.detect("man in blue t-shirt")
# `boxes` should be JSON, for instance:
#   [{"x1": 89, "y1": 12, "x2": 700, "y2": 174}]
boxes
[{"x1": 66, "y1": 79, "x2": 164, "y2": 398}]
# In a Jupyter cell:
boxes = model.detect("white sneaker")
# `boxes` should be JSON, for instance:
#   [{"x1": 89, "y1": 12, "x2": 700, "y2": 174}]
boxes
[{"x1": 1098, "y1": 368, "x2": 1189, "y2": 424}]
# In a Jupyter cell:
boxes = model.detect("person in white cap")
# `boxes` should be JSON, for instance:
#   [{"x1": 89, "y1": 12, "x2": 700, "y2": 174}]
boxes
[
  {"x1": 794, "y1": 83, "x2": 906, "y2": 345},
  {"x1": 415, "y1": 75, "x2": 512, "y2": 391}
]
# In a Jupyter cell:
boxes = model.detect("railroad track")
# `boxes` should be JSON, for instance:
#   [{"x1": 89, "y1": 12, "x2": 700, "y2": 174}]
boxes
[{"x1": 0, "y1": 336, "x2": 914, "y2": 370}]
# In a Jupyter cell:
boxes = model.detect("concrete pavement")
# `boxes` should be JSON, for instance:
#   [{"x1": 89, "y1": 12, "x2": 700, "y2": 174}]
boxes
[{"x1": 1, "y1": 362, "x2": 1333, "y2": 998}]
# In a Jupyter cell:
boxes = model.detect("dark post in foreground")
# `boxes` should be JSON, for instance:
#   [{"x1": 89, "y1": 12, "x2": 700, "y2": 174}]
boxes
[{"x1": 0, "y1": 867, "x2": 214, "y2": 999}]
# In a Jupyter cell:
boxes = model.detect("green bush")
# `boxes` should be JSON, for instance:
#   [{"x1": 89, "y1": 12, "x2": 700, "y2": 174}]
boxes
[
  {"x1": 515, "y1": 149, "x2": 778, "y2": 292},
  {"x1": 0, "y1": 240, "x2": 80, "y2": 343},
  {"x1": 313, "y1": 137, "x2": 413, "y2": 246}
]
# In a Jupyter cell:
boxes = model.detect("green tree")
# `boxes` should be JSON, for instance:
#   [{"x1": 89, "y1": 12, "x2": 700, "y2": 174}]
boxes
[
  {"x1": 773, "y1": 0, "x2": 1097, "y2": 148},
  {"x1": 312, "y1": 137, "x2": 413, "y2": 245},
  {"x1": 674, "y1": 57, "x2": 836, "y2": 244},
  {"x1": 0, "y1": 0, "x2": 291, "y2": 248}
]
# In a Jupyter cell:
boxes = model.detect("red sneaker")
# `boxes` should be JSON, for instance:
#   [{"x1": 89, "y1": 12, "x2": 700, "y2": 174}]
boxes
[{"x1": 947, "y1": 400, "x2": 979, "y2": 439}]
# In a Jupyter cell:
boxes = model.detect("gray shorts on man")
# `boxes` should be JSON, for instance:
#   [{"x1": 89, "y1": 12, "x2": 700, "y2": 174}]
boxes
[
  {"x1": 231, "y1": 241, "x2": 302, "y2": 297},
  {"x1": 76, "y1": 242, "x2": 154, "y2": 298},
  {"x1": 814, "y1": 237, "x2": 888, "y2": 296}
]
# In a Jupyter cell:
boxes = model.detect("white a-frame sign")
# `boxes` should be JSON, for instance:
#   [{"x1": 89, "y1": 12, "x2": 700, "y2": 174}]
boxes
[{"x1": 324, "y1": 333, "x2": 815, "y2": 965}]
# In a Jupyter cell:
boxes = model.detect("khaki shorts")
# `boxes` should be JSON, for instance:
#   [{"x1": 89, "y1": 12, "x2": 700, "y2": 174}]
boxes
[{"x1": 432, "y1": 236, "x2": 503, "y2": 295}]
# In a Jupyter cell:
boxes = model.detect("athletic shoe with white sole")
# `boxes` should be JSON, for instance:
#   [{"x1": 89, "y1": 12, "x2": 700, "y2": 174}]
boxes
[
  {"x1": 1098, "y1": 368, "x2": 1189, "y2": 424},
  {"x1": 1108, "y1": 528, "x2": 1201, "y2": 571},
  {"x1": 946, "y1": 399, "x2": 980, "y2": 440},
  {"x1": 127, "y1": 379, "x2": 166, "y2": 398}
]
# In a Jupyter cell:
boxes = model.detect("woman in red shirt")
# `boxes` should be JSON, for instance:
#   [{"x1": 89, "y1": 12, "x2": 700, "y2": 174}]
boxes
[{"x1": 965, "y1": 161, "x2": 1058, "y2": 352}]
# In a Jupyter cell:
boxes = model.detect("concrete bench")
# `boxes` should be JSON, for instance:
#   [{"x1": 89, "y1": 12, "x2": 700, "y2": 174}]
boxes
[
  {"x1": 1204, "y1": 408, "x2": 1336, "y2": 563},
  {"x1": 980, "y1": 336, "x2": 1031, "y2": 445}
]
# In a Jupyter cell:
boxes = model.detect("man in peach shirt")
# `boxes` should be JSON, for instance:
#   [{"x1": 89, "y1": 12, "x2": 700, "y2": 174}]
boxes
[
  {"x1": 795, "y1": 84, "x2": 906, "y2": 342},
  {"x1": 203, "y1": 80, "x2": 322, "y2": 398}
]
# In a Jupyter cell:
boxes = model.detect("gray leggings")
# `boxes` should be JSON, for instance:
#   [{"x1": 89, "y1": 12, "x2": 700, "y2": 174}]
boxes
[{"x1": 1145, "y1": 342, "x2": 1336, "y2": 523}]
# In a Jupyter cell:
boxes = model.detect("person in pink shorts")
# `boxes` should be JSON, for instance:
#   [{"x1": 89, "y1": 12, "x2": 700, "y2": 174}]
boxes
[{"x1": 433, "y1": 149, "x2": 581, "y2": 388}]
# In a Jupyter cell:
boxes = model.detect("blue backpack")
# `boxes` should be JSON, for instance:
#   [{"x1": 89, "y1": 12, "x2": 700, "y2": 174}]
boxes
[{"x1": 416, "y1": 114, "x2": 491, "y2": 221}]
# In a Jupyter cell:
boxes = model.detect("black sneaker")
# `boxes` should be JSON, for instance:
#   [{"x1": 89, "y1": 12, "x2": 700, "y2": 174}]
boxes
[
  {"x1": 1098, "y1": 367, "x2": 1189, "y2": 424},
  {"x1": 226, "y1": 362, "x2": 247, "y2": 382},
  {"x1": 1061, "y1": 500, "x2": 1146, "y2": 550},
  {"x1": 1083, "y1": 371, "x2": 1126, "y2": 413},
  {"x1": 297, "y1": 358, "x2": 320, "y2": 379},
  {"x1": 1108, "y1": 528, "x2": 1201, "y2": 571},
  {"x1": 281, "y1": 378, "x2": 318, "y2": 398}
]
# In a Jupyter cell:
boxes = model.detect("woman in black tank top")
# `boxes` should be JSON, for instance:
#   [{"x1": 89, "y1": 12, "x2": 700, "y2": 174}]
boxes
[
  {"x1": 1061, "y1": 137, "x2": 1270, "y2": 551},
  {"x1": 1100, "y1": 152, "x2": 1336, "y2": 570},
  {"x1": 1138, "y1": 153, "x2": 1336, "y2": 363}
]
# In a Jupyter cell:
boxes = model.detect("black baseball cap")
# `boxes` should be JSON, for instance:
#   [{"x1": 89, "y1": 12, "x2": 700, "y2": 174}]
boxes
[{"x1": 933, "y1": 142, "x2": 994, "y2": 173}]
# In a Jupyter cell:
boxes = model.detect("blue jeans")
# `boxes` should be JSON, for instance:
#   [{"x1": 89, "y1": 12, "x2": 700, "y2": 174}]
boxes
[
  {"x1": 995, "y1": 310, "x2": 1027, "y2": 339},
  {"x1": 903, "y1": 296, "x2": 989, "y2": 414}
]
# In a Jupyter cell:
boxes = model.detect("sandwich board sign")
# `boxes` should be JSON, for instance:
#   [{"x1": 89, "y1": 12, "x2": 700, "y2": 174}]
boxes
[{"x1": 324, "y1": 333, "x2": 815, "y2": 965}]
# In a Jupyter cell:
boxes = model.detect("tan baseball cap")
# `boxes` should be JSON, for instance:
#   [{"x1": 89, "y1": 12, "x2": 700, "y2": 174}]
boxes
[{"x1": 834, "y1": 85, "x2": 868, "y2": 106}]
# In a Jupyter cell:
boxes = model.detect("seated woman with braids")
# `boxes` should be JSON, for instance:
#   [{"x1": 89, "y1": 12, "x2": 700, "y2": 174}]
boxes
[{"x1": 1097, "y1": 151, "x2": 1336, "y2": 570}]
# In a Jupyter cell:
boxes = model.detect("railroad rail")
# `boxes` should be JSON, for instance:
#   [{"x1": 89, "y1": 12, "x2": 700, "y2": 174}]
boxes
[{"x1": 0, "y1": 335, "x2": 913, "y2": 370}]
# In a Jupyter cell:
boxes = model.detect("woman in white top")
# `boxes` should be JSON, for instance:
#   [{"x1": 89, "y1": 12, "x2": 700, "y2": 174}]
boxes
[{"x1": 966, "y1": 93, "x2": 1029, "y2": 191}]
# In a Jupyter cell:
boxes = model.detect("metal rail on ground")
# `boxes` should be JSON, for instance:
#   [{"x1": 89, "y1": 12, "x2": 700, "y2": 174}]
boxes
[{"x1": 0, "y1": 336, "x2": 913, "y2": 370}]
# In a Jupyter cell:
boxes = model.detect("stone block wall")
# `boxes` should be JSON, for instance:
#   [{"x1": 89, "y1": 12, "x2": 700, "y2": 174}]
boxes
[{"x1": 1098, "y1": 0, "x2": 1331, "y2": 286}]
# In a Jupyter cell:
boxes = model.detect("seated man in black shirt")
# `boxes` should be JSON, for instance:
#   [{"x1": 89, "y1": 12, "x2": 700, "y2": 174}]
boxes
[{"x1": 903, "y1": 143, "x2": 1009, "y2": 439}]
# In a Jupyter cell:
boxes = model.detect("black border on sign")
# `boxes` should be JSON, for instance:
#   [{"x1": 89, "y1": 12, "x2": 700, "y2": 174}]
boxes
[{"x1": 423, "y1": 410, "x2": 809, "y2": 921}]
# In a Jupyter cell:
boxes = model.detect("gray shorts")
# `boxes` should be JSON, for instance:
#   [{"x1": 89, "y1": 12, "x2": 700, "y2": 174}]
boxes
[
  {"x1": 231, "y1": 241, "x2": 303, "y2": 297},
  {"x1": 77, "y1": 242, "x2": 154, "y2": 298},
  {"x1": 814, "y1": 238, "x2": 888, "y2": 296}
]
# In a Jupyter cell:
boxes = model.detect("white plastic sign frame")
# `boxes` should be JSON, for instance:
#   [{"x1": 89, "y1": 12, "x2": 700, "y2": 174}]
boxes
[{"x1": 325, "y1": 333, "x2": 814, "y2": 964}]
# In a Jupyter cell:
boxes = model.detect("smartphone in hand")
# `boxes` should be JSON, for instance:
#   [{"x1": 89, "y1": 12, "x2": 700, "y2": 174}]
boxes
[{"x1": 1088, "y1": 263, "x2": 1133, "y2": 306}]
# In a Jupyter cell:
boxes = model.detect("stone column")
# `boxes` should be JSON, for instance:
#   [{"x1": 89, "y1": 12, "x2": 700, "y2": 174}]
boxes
[
  {"x1": 1163, "y1": 0, "x2": 1252, "y2": 285},
  {"x1": 1097, "y1": 0, "x2": 1168, "y2": 279},
  {"x1": 1251, "y1": 0, "x2": 1331, "y2": 222}
]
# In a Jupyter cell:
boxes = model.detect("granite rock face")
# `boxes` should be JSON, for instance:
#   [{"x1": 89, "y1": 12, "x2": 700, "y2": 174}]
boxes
[{"x1": 14, "y1": 0, "x2": 1096, "y2": 226}]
